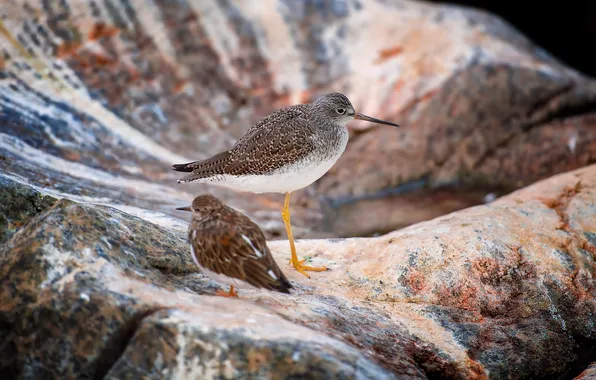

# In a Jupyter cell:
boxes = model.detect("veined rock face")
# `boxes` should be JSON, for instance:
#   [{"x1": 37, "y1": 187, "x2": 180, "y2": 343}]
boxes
[
  {"x1": 0, "y1": 1, "x2": 595, "y2": 379},
  {"x1": 0, "y1": 0, "x2": 595, "y2": 239},
  {"x1": 576, "y1": 362, "x2": 596, "y2": 379},
  {"x1": 2, "y1": 158, "x2": 596, "y2": 379}
]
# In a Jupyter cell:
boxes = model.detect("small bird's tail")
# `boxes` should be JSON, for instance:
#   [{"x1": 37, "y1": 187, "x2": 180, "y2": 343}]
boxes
[
  {"x1": 275, "y1": 275, "x2": 293, "y2": 294},
  {"x1": 173, "y1": 151, "x2": 231, "y2": 183},
  {"x1": 172, "y1": 161, "x2": 198, "y2": 172},
  {"x1": 176, "y1": 172, "x2": 212, "y2": 183}
]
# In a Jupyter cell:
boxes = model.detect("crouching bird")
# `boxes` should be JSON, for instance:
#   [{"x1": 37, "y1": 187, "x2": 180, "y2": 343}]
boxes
[{"x1": 176, "y1": 194, "x2": 292, "y2": 297}]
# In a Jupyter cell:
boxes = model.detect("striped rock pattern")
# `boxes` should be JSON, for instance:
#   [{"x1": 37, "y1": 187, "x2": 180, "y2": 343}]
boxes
[
  {"x1": 0, "y1": 0, "x2": 595, "y2": 239},
  {"x1": 1, "y1": 2, "x2": 596, "y2": 378}
]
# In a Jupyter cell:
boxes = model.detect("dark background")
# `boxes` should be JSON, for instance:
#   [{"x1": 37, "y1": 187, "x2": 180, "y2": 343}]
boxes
[{"x1": 429, "y1": 0, "x2": 596, "y2": 78}]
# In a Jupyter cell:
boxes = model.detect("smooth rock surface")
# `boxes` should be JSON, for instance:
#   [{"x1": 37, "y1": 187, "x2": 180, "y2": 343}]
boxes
[
  {"x1": 0, "y1": 0, "x2": 595, "y2": 239},
  {"x1": 2, "y1": 164, "x2": 595, "y2": 379},
  {"x1": 1, "y1": 1, "x2": 596, "y2": 378},
  {"x1": 576, "y1": 362, "x2": 596, "y2": 379}
]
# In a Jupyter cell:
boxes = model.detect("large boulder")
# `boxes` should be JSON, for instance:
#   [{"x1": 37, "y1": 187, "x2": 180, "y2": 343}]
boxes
[
  {"x1": 1, "y1": 0, "x2": 595, "y2": 378},
  {"x1": 0, "y1": 0, "x2": 595, "y2": 239},
  {"x1": 576, "y1": 363, "x2": 596, "y2": 379},
  {"x1": 1, "y1": 163, "x2": 595, "y2": 379}
]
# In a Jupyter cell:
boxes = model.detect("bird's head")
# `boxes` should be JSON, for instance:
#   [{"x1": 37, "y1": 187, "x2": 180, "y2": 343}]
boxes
[
  {"x1": 175, "y1": 194, "x2": 225, "y2": 217},
  {"x1": 312, "y1": 92, "x2": 400, "y2": 128}
]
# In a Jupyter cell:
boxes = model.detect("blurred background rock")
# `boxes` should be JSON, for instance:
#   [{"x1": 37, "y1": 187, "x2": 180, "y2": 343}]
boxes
[
  {"x1": 1, "y1": 1, "x2": 596, "y2": 379},
  {"x1": 2, "y1": 0, "x2": 595, "y2": 240},
  {"x1": 430, "y1": 0, "x2": 596, "y2": 78}
]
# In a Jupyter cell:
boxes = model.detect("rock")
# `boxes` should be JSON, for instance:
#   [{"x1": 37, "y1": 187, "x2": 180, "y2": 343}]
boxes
[
  {"x1": 0, "y1": 0, "x2": 595, "y2": 239},
  {"x1": 0, "y1": 183, "x2": 401, "y2": 379},
  {"x1": 0, "y1": 177, "x2": 57, "y2": 244},
  {"x1": 1, "y1": 1, "x2": 596, "y2": 377},
  {"x1": 576, "y1": 362, "x2": 596, "y2": 379},
  {"x1": 2, "y1": 164, "x2": 595, "y2": 379}
]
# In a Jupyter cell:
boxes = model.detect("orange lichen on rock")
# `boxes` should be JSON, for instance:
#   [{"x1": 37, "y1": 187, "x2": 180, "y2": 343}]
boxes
[
  {"x1": 375, "y1": 45, "x2": 404, "y2": 64},
  {"x1": 88, "y1": 22, "x2": 119, "y2": 41}
]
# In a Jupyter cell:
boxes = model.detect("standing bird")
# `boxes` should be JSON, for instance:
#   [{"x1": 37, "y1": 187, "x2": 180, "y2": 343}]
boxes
[
  {"x1": 177, "y1": 194, "x2": 292, "y2": 297},
  {"x1": 173, "y1": 93, "x2": 399, "y2": 278}
]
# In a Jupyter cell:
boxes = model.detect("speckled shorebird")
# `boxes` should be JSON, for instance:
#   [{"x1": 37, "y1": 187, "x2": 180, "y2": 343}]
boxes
[
  {"x1": 173, "y1": 93, "x2": 399, "y2": 278},
  {"x1": 176, "y1": 195, "x2": 292, "y2": 297}
]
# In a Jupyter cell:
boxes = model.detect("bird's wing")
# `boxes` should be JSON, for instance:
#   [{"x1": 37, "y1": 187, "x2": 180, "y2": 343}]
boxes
[
  {"x1": 190, "y1": 222, "x2": 292, "y2": 293},
  {"x1": 172, "y1": 150, "x2": 231, "y2": 181},
  {"x1": 223, "y1": 105, "x2": 317, "y2": 176},
  {"x1": 173, "y1": 104, "x2": 314, "y2": 180}
]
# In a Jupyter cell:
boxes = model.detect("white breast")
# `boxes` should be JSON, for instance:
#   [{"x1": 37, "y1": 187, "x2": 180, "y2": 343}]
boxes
[{"x1": 206, "y1": 127, "x2": 349, "y2": 194}]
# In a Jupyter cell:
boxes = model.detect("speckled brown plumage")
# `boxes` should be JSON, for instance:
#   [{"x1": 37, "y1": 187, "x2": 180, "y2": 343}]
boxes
[
  {"x1": 173, "y1": 104, "x2": 319, "y2": 181},
  {"x1": 179, "y1": 194, "x2": 292, "y2": 294}
]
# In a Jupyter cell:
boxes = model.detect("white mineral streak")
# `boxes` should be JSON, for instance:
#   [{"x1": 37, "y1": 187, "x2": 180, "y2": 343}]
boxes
[
  {"x1": 39, "y1": 240, "x2": 74, "y2": 289},
  {"x1": 129, "y1": 0, "x2": 184, "y2": 74},
  {"x1": 0, "y1": 172, "x2": 191, "y2": 232},
  {"x1": 0, "y1": 4, "x2": 190, "y2": 164},
  {"x1": 0, "y1": 134, "x2": 184, "y2": 199},
  {"x1": 109, "y1": 205, "x2": 190, "y2": 233},
  {"x1": 169, "y1": 322, "x2": 236, "y2": 380},
  {"x1": 188, "y1": 0, "x2": 243, "y2": 86},
  {"x1": 236, "y1": 1, "x2": 308, "y2": 96}
]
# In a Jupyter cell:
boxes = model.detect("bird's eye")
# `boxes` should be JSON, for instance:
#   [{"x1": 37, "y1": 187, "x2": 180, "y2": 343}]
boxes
[{"x1": 336, "y1": 108, "x2": 346, "y2": 114}]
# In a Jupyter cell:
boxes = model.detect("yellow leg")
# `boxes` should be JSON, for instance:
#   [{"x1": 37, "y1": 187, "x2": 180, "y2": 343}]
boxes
[{"x1": 282, "y1": 192, "x2": 329, "y2": 278}]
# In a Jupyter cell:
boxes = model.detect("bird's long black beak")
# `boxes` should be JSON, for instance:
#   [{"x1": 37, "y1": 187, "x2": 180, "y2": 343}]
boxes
[
  {"x1": 354, "y1": 112, "x2": 399, "y2": 127},
  {"x1": 175, "y1": 206, "x2": 192, "y2": 212}
]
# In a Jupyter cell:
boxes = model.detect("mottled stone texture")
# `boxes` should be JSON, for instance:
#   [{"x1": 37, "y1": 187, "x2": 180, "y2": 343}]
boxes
[
  {"x1": 1, "y1": 165, "x2": 596, "y2": 379},
  {"x1": 576, "y1": 362, "x2": 596, "y2": 379},
  {"x1": 0, "y1": 177, "x2": 57, "y2": 244},
  {"x1": 0, "y1": 0, "x2": 595, "y2": 239},
  {"x1": 1, "y1": 0, "x2": 596, "y2": 378}
]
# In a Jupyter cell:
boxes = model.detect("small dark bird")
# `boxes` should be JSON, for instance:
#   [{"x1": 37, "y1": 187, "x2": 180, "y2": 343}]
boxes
[
  {"x1": 173, "y1": 93, "x2": 399, "y2": 278},
  {"x1": 177, "y1": 194, "x2": 292, "y2": 296}
]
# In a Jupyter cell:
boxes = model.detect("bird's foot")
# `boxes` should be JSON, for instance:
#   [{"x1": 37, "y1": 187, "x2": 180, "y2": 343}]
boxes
[
  {"x1": 216, "y1": 286, "x2": 238, "y2": 297},
  {"x1": 289, "y1": 258, "x2": 330, "y2": 279}
]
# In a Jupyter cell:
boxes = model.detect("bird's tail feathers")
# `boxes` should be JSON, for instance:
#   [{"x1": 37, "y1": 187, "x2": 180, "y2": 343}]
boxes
[
  {"x1": 276, "y1": 275, "x2": 293, "y2": 294},
  {"x1": 176, "y1": 172, "x2": 211, "y2": 183},
  {"x1": 172, "y1": 161, "x2": 198, "y2": 172}
]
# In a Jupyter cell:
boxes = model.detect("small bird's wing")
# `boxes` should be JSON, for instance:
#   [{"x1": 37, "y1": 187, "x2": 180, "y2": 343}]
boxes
[
  {"x1": 173, "y1": 104, "x2": 317, "y2": 181},
  {"x1": 225, "y1": 105, "x2": 317, "y2": 176},
  {"x1": 190, "y1": 222, "x2": 292, "y2": 293}
]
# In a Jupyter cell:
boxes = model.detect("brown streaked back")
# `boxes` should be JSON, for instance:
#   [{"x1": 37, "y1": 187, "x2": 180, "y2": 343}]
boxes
[
  {"x1": 187, "y1": 196, "x2": 292, "y2": 293},
  {"x1": 174, "y1": 104, "x2": 317, "y2": 181}
]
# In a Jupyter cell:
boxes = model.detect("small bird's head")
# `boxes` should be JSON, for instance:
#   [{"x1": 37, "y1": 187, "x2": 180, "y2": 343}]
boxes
[
  {"x1": 312, "y1": 92, "x2": 399, "y2": 128},
  {"x1": 175, "y1": 194, "x2": 224, "y2": 217}
]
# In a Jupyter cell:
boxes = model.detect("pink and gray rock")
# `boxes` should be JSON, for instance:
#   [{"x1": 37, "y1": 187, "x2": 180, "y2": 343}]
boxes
[
  {"x1": 1, "y1": 0, "x2": 596, "y2": 378},
  {"x1": 576, "y1": 363, "x2": 596, "y2": 379},
  {"x1": 0, "y1": 0, "x2": 595, "y2": 238},
  {"x1": 1, "y1": 159, "x2": 595, "y2": 379}
]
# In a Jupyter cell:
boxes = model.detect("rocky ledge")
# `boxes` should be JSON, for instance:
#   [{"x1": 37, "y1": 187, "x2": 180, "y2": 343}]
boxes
[
  {"x1": 1, "y1": 0, "x2": 596, "y2": 378},
  {"x1": 1, "y1": 164, "x2": 595, "y2": 379},
  {"x1": 1, "y1": 0, "x2": 596, "y2": 241}
]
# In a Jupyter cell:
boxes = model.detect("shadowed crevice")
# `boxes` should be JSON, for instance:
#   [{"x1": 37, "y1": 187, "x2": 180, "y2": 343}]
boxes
[{"x1": 93, "y1": 307, "x2": 172, "y2": 380}]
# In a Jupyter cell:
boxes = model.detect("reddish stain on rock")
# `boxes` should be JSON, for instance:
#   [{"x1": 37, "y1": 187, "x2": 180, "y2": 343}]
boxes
[
  {"x1": 375, "y1": 46, "x2": 404, "y2": 64},
  {"x1": 56, "y1": 41, "x2": 82, "y2": 58},
  {"x1": 88, "y1": 23, "x2": 119, "y2": 41},
  {"x1": 538, "y1": 181, "x2": 582, "y2": 230},
  {"x1": 405, "y1": 269, "x2": 427, "y2": 292}
]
